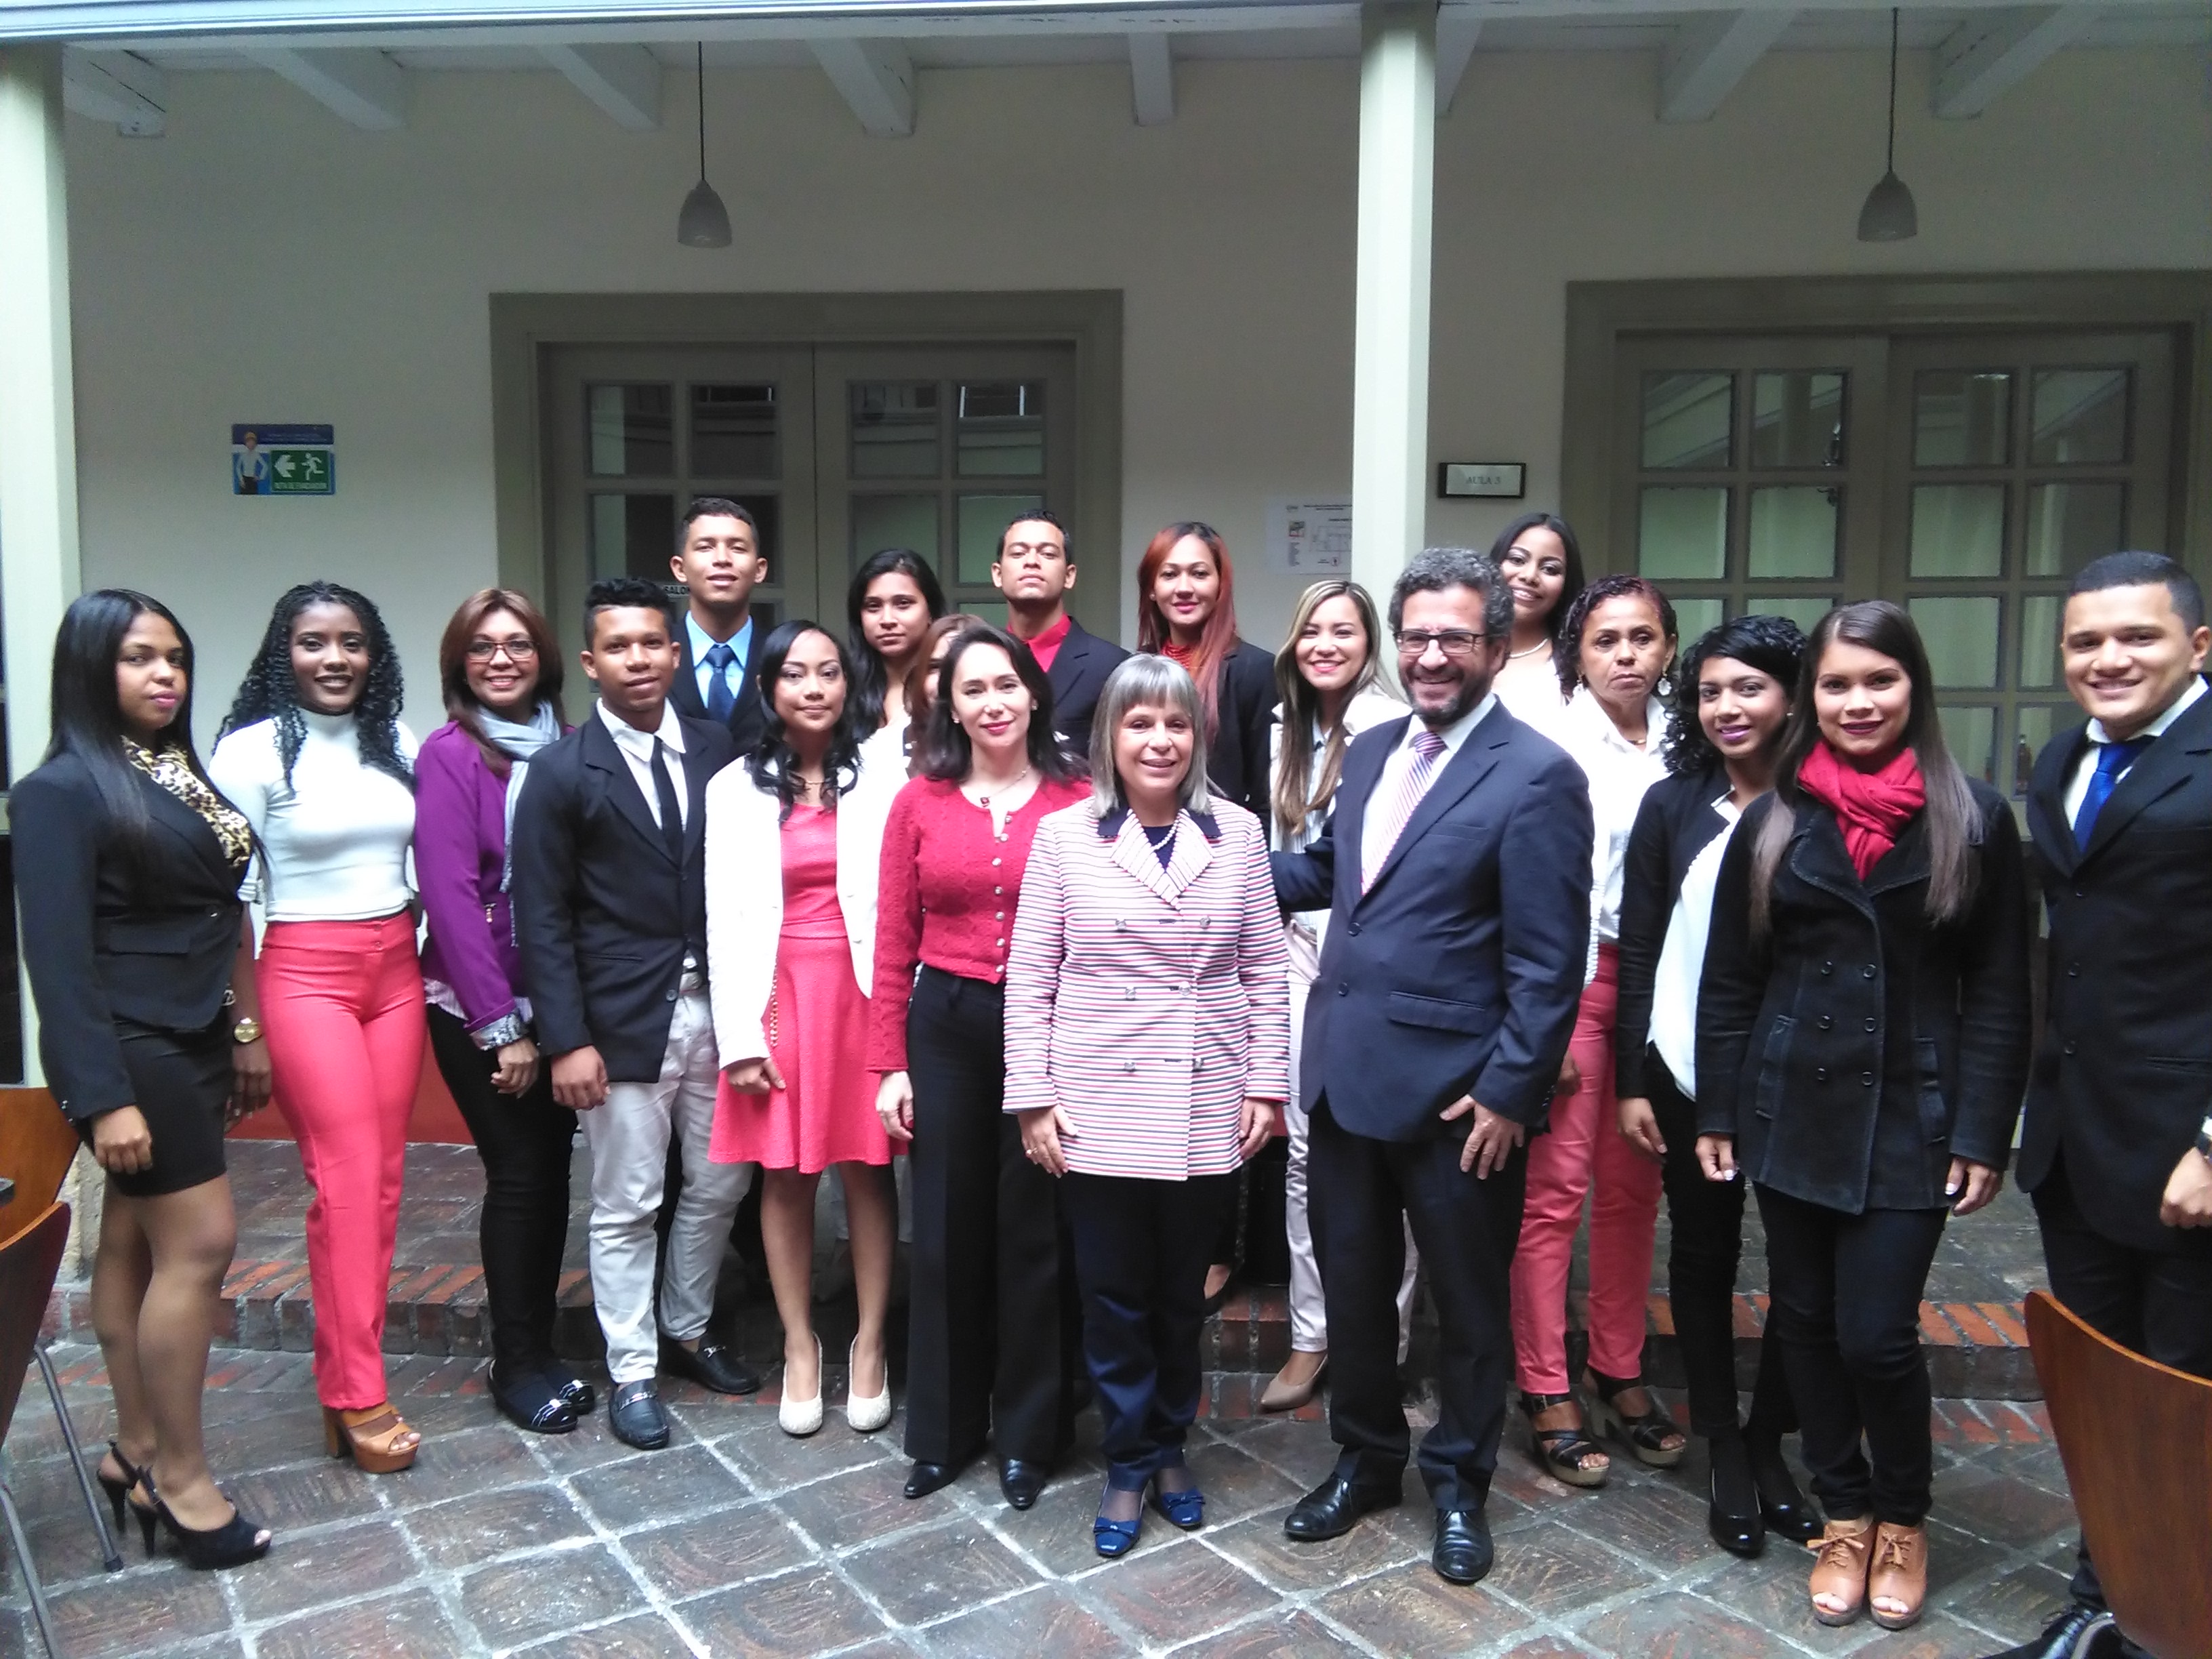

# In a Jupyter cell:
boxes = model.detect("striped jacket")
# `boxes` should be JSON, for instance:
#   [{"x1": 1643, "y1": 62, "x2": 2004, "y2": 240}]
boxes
[{"x1": 1004, "y1": 797, "x2": 1291, "y2": 1180}]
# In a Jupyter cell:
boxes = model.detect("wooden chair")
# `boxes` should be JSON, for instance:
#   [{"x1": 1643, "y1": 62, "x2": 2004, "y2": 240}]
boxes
[
  {"x1": 0, "y1": 1203, "x2": 77, "y2": 1656},
  {"x1": 2025, "y1": 1288, "x2": 2212, "y2": 1659}
]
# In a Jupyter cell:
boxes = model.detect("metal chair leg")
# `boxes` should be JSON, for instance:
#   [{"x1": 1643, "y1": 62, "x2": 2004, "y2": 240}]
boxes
[
  {"x1": 0, "y1": 1476, "x2": 59, "y2": 1658},
  {"x1": 35, "y1": 1343, "x2": 121, "y2": 1573}
]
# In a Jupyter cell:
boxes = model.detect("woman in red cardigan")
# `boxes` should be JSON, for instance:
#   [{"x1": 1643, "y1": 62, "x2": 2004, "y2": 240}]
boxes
[{"x1": 871, "y1": 623, "x2": 1087, "y2": 1511}]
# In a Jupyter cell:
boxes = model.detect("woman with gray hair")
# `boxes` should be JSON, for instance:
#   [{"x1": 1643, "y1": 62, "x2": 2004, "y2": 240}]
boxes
[{"x1": 1004, "y1": 654, "x2": 1292, "y2": 1558}]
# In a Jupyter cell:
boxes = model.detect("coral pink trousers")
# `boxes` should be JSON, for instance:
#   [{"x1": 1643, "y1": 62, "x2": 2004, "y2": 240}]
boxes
[{"x1": 258, "y1": 914, "x2": 425, "y2": 1410}]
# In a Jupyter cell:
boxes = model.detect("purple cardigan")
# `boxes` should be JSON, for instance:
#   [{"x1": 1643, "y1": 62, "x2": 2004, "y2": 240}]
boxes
[{"x1": 416, "y1": 720, "x2": 530, "y2": 1037}]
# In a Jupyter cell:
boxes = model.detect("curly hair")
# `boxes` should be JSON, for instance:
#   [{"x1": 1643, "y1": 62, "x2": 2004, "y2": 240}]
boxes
[
  {"x1": 220, "y1": 581, "x2": 413, "y2": 791},
  {"x1": 1661, "y1": 612, "x2": 1807, "y2": 776},
  {"x1": 1552, "y1": 573, "x2": 1677, "y2": 697},
  {"x1": 744, "y1": 620, "x2": 863, "y2": 823}
]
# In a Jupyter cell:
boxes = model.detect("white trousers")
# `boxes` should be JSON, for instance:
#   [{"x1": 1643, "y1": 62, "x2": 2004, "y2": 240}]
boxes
[
  {"x1": 1286, "y1": 927, "x2": 1419, "y2": 1359},
  {"x1": 579, "y1": 989, "x2": 752, "y2": 1384}
]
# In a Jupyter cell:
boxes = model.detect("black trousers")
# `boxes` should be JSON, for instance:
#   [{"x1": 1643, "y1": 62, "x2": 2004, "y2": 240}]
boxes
[
  {"x1": 1756, "y1": 1185, "x2": 1945, "y2": 1525},
  {"x1": 1310, "y1": 1094, "x2": 1525, "y2": 1512},
  {"x1": 2034, "y1": 1155, "x2": 2212, "y2": 1649},
  {"x1": 427, "y1": 1006, "x2": 578, "y2": 1374},
  {"x1": 903, "y1": 968, "x2": 1080, "y2": 1466},
  {"x1": 1648, "y1": 1061, "x2": 1796, "y2": 1444},
  {"x1": 1061, "y1": 1169, "x2": 1233, "y2": 1486}
]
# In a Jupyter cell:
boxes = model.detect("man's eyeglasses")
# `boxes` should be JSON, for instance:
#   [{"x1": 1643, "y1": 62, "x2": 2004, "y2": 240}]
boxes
[
  {"x1": 1395, "y1": 629, "x2": 1487, "y2": 659},
  {"x1": 465, "y1": 637, "x2": 537, "y2": 663}
]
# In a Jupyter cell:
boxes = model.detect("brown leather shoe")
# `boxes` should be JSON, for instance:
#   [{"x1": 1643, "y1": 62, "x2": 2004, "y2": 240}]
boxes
[
  {"x1": 1866, "y1": 1521, "x2": 1927, "y2": 1630},
  {"x1": 1261, "y1": 1351, "x2": 1327, "y2": 1413},
  {"x1": 1807, "y1": 1515, "x2": 1875, "y2": 1625}
]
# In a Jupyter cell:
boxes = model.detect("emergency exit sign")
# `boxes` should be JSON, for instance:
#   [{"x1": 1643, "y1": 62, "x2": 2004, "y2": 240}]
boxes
[{"x1": 232, "y1": 424, "x2": 335, "y2": 496}]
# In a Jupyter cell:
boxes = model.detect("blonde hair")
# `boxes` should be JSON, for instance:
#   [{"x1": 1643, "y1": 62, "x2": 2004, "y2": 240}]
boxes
[{"x1": 1271, "y1": 579, "x2": 1391, "y2": 844}]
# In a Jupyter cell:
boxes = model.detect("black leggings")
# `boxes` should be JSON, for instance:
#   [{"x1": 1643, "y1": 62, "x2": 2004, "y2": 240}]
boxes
[
  {"x1": 1756, "y1": 1185, "x2": 1945, "y2": 1525},
  {"x1": 427, "y1": 1006, "x2": 578, "y2": 1374}
]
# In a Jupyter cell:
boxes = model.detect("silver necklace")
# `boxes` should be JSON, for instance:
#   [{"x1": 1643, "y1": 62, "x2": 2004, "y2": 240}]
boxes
[{"x1": 1508, "y1": 640, "x2": 1549, "y2": 661}]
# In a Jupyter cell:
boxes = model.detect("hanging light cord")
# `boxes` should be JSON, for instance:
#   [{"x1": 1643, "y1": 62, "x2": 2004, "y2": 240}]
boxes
[
  {"x1": 695, "y1": 42, "x2": 708, "y2": 182},
  {"x1": 1885, "y1": 9, "x2": 1900, "y2": 173}
]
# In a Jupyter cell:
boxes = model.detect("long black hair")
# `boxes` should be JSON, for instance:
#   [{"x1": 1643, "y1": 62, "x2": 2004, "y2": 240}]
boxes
[
  {"x1": 1488, "y1": 512, "x2": 1587, "y2": 644},
  {"x1": 918, "y1": 623, "x2": 1078, "y2": 785},
  {"x1": 845, "y1": 548, "x2": 945, "y2": 731},
  {"x1": 220, "y1": 581, "x2": 412, "y2": 790},
  {"x1": 1662, "y1": 613, "x2": 1808, "y2": 777},
  {"x1": 745, "y1": 619, "x2": 863, "y2": 821},
  {"x1": 45, "y1": 588, "x2": 235, "y2": 875}
]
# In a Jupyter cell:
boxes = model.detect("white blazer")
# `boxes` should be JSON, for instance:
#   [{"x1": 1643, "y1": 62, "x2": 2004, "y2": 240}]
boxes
[{"x1": 704, "y1": 750, "x2": 899, "y2": 1069}]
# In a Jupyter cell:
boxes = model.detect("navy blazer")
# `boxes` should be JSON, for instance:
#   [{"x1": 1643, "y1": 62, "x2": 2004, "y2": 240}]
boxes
[
  {"x1": 1271, "y1": 701, "x2": 1593, "y2": 1141},
  {"x1": 670, "y1": 622, "x2": 766, "y2": 757},
  {"x1": 1044, "y1": 617, "x2": 1128, "y2": 762}
]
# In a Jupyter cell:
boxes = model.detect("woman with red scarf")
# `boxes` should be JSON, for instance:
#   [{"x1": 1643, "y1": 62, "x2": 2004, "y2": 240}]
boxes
[{"x1": 1694, "y1": 602, "x2": 2030, "y2": 1635}]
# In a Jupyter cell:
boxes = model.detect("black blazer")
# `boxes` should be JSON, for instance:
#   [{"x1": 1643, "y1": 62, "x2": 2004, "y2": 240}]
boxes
[
  {"x1": 1612, "y1": 762, "x2": 1736, "y2": 1100},
  {"x1": 2022, "y1": 689, "x2": 2212, "y2": 1256},
  {"x1": 670, "y1": 621, "x2": 766, "y2": 757},
  {"x1": 1202, "y1": 640, "x2": 1280, "y2": 820},
  {"x1": 1044, "y1": 617, "x2": 1127, "y2": 762},
  {"x1": 1696, "y1": 781, "x2": 2032, "y2": 1215},
  {"x1": 511, "y1": 712, "x2": 736, "y2": 1082},
  {"x1": 12, "y1": 755, "x2": 244, "y2": 1125},
  {"x1": 1271, "y1": 703, "x2": 1592, "y2": 1141}
]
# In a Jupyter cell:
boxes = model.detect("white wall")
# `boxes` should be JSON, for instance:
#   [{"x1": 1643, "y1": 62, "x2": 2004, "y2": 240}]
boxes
[{"x1": 61, "y1": 47, "x2": 2211, "y2": 741}]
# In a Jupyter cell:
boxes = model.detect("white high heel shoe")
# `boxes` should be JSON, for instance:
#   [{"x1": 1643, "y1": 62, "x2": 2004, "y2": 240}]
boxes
[
  {"x1": 779, "y1": 1337, "x2": 825, "y2": 1437},
  {"x1": 844, "y1": 1338, "x2": 891, "y2": 1434}
]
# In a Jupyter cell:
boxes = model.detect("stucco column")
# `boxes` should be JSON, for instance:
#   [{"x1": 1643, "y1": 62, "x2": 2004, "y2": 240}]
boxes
[{"x1": 1349, "y1": 0, "x2": 1435, "y2": 602}]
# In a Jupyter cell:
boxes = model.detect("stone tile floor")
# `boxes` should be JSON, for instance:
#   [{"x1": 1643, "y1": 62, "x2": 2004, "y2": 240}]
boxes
[{"x1": 0, "y1": 1345, "x2": 2080, "y2": 1658}]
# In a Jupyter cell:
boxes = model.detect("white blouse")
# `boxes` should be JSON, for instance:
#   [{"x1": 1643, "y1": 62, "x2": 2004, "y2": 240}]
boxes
[
  {"x1": 1555, "y1": 687, "x2": 1671, "y2": 977},
  {"x1": 211, "y1": 711, "x2": 418, "y2": 923},
  {"x1": 1650, "y1": 793, "x2": 1740, "y2": 1099}
]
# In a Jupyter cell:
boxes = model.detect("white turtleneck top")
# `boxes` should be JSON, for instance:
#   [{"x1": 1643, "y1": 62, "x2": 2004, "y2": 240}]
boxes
[{"x1": 210, "y1": 710, "x2": 419, "y2": 922}]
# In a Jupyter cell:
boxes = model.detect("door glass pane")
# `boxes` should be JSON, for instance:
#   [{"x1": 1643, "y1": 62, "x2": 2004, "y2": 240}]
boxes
[
  {"x1": 1750, "y1": 371, "x2": 1845, "y2": 468},
  {"x1": 1671, "y1": 597, "x2": 1725, "y2": 644},
  {"x1": 1747, "y1": 487, "x2": 1838, "y2": 579},
  {"x1": 2018, "y1": 595, "x2": 2062, "y2": 689},
  {"x1": 589, "y1": 492, "x2": 676, "y2": 581},
  {"x1": 1639, "y1": 487, "x2": 1728, "y2": 580},
  {"x1": 1641, "y1": 373, "x2": 1732, "y2": 469},
  {"x1": 852, "y1": 493, "x2": 939, "y2": 575},
  {"x1": 2014, "y1": 705, "x2": 2062, "y2": 798},
  {"x1": 1910, "y1": 596, "x2": 2002, "y2": 689},
  {"x1": 2024, "y1": 482, "x2": 2126, "y2": 577},
  {"x1": 956, "y1": 382, "x2": 1045, "y2": 478},
  {"x1": 958, "y1": 493, "x2": 1043, "y2": 586},
  {"x1": 2030, "y1": 368, "x2": 2130, "y2": 465},
  {"x1": 851, "y1": 383, "x2": 941, "y2": 478},
  {"x1": 1913, "y1": 371, "x2": 2011, "y2": 467},
  {"x1": 691, "y1": 384, "x2": 777, "y2": 478},
  {"x1": 1940, "y1": 705, "x2": 1997, "y2": 784},
  {"x1": 587, "y1": 384, "x2": 674, "y2": 476},
  {"x1": 1755, "y1": 594, "x2": 1837, "y2": 636},
  {"x1": 1910, "y1": 485, "x2": 2005, "y2": 578}
]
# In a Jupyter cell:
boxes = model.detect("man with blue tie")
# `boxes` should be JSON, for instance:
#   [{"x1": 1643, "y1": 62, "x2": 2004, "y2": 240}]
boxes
[
  {"x1": 1994, "y1": 551, "x2": 2212, "y2": 1659},
  {"x1": 668, "y1": 497, "x2": 769, "y2": 755}
]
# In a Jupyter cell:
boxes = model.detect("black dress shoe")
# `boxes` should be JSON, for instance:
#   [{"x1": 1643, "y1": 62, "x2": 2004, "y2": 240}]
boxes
[
  {"x1": 1432, "y1": 1508, "x2": 1494, "y2": 1584},
  {"x1": 1284, "y1": 1472, "x2": 1401, "y2": 1541},
  {"x1": 903, "y1": 1458, "x2": 966, "y2": 1500},
  {"x1": 999, "y1": 1458, "x2": 1049, "y2": 1510},
  {"x1": 608, "y1": 1380, "x2": 670, "y2": 1450},
  {"x1": 1980, "y1": 1603, "x2": 2119, "y2": 1659},
  {"x1": 490, "y1": 1364, "x2": 577, "y2": 1435},
  {"x1": 539, "y1": 1364, "x2": 594, "y2": 1418},
  {"x1": 659, "y1": 1336, "x2": 762, "y2": 1396}
]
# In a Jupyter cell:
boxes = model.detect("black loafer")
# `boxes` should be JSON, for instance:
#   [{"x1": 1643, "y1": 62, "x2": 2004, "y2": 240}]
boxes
[
  {"x1": 659, "y1": 1336, "x2": 762, "y2": 1396},
  {"x1": 1284, "y1": 1472, "x2": 1401, "y2": 1541},
  {"x1": 490, "y1": 1364, "x2": 576, "y2": 1436},
  {"x1": 1982, "y1": 1603, "x2": 2121, "y2": 1659},
  {"x1": 541, "y1": 1365, "x2": 595, "y2": 1418},
  {"x1": 608, "y1": 1380, "x2": 670, "y2": 1451},
  {"x1": 904, "y1": 1458, "x2": 966, "y2": 1500},
  {"x1": 999, "y1": 1458, "x2": 1049, "y2": 1511},
  {"x1": 1432, "y1": 1508, "x2": 1493, "y2": 1584}
]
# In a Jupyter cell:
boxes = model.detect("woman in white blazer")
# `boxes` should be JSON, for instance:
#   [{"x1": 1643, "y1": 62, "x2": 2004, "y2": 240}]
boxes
[
  {"x1": 1006, "y1": 655, "x2": 1291, "y2": 1559},
  {"x1": 705, "y1": 621, "x2": 899, "y2": 1439}
]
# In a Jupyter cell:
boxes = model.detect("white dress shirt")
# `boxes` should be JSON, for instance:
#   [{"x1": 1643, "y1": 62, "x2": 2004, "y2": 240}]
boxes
[
  {"x1": 1556, "y1": 688, "x2": 1671, "y2": 977},
  {"x1": 596, "y1": 699, "x2": 690, "y2": 830},
  {"x1": 686, "y1": 611, "x2": 754, "y2": 709},
  {"x1": 1359, "y1": 691, "x2": 1496, "y2": 880},
  {"x1": 2061, "y1": 674, "x2": 2206, "y2": 825}
]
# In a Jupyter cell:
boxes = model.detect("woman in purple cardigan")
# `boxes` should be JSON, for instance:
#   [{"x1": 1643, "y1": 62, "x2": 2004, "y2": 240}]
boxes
[{"x1": 417, "y1": 588, "x2": 588, "y2": 1435}]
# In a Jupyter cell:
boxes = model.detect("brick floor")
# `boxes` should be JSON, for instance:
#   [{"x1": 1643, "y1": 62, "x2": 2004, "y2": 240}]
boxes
[{"x1": 0, "y1": 1343, "x2": 2080, "y2": 1658}]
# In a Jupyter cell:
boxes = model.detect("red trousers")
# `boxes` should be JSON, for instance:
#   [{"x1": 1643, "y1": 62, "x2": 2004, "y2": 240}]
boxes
[{"x1": 258, "y1": 914, "x2": 425, "y2": 1410}]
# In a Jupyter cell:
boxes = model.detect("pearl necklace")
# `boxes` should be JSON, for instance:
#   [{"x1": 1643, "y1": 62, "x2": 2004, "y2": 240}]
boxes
[{"x1": 1508, "y1": 639, "x2": 1550, "y2": 661}]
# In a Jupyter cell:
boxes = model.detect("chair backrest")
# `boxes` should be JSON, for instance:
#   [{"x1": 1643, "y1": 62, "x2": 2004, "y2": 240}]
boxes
[
  {"x1": 0, "y1": 1202, "x2": 70, "y2": 1445},
  {"x1": 2026, "y1": 1288, "x2": 2212, "y2": 1659},
  {"x1": 0, "y1": 1088, "x2": 81, "y2": 1221}
]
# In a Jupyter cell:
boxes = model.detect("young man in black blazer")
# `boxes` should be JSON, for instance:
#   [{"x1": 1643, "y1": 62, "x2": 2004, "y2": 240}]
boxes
[
  {"x1": 1996, "y1": 551, "x2": 2212, "y2": 1659},
  {"x1": 512, "y1": 577, "x2": 760, "y2": 1451},
  {"x1": 666, "y1": 497, "x2": 769, "y2": 756},
  {"x1": 992, "y1": 509, "x2": 1127, "y2": 761},
  {"x1": 1270, "y1": 548, "x2": 1593, "y2": 1588}
]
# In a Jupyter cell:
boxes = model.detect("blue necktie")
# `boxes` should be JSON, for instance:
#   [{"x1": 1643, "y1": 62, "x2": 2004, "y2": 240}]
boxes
[
  {"x1": 704, "y1": 642, "x2": 737, "y2": 724},
  {"x1": 2072, "y1": 735, "x2": 2152, "y2": 844}
]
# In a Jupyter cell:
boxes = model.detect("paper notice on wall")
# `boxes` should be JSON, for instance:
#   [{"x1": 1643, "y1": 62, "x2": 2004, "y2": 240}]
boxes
[{"x1": 1265, "y1": 498, "x2": 1351, "y2": 575}]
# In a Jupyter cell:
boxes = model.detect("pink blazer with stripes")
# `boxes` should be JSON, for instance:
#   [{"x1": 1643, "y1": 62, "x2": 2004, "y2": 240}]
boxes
[{"x1": 1004, "y1": 798, "x2": 1292, "y2": 1180}]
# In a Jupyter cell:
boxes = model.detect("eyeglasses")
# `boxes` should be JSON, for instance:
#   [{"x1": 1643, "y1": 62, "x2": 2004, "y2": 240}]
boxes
[
  {"x1": 1001, "y1": 542, "x2": 1066, "y2": 562},
  {"x1": 466, "y1": 637, "x2": 537, "y2": 663},
  {"x1": 1395, "y1": 629, "x2": 1488, "y2": 659}
]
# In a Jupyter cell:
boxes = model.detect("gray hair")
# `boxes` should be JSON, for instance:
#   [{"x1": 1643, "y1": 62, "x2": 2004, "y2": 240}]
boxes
[
  {"x1": 1088, "y1": 654, "x2": 1214, "y2": 817},
  {"x1": 1387, "y1": 546, "x2": 1513, "y2": 642}
]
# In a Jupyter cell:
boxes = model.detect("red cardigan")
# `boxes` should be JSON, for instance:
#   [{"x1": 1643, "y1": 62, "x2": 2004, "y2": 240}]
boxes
[{"x1": 867, "y1": 773, "x2": 1088, "y2": 1071}]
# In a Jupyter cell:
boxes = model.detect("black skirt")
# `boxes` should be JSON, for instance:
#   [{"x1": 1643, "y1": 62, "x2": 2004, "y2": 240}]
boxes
[{"x1": 80, "y1": 1018, "x2": 232, "y2": 1197}]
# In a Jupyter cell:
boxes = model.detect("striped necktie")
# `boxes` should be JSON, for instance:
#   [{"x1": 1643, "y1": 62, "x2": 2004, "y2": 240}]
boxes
[{"x1": 1362, "y1": 729, "x2": 1448, "y2": 893}]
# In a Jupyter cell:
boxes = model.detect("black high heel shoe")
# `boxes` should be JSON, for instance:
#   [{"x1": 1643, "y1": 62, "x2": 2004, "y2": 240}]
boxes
[
  {"x1": 148, "y1": 1474, "x2": 272, "y2": 1571},
  {"x1": 96, "y1": 1441, "x2": 159, "y2": 1557},
  {"x1": 1706, "y1": 1437, "x2": 1764, "y2": 1559},
  {"x1": 1747, "y1": 1435, "x2": 1821, "y2": 1544}
]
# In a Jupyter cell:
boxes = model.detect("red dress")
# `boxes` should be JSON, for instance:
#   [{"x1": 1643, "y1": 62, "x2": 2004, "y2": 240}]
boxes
[{"x1": 710, "y1": 805, "x2": 888, "y2": 1172}]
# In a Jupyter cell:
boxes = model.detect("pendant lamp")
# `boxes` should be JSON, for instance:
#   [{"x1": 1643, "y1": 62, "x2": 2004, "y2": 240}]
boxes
[
  {"x1": 1856, "y1": 10, "x2": 1918, "y2": 243},
  {"x1": 677, "y1": 43, "x2": 731, "y2": 249}
]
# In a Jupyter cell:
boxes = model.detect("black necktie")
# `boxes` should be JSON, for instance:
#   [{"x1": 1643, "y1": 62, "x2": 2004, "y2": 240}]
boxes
[{"x1": 651, "y1": 739, "x2": 685, "y2": 863}]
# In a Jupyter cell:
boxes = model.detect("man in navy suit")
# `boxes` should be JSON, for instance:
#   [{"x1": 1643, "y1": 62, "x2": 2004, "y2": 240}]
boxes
[
  {"x1": 667, "y1": 497, "x2": 769, "y2": 755},
  {"x1": 991, "y1": 509, "x2": 1127, "y2": 760},
  {"x1": 1271, "y1": 546, "x2": 1592, "y2": 1586}
]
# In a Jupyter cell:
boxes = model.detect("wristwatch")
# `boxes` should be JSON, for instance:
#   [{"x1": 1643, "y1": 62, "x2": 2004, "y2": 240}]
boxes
[{"x1": 232, "y1": 1017, "x2": 264, "y2": 1046}]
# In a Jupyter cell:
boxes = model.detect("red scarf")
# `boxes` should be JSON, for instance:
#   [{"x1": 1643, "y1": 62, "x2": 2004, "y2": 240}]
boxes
[{"x1": 1797, "y1": 740, "x2": 1925, "y2": 880}]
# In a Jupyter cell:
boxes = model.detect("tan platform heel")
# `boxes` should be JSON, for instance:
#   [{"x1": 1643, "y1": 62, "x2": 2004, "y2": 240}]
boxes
[
  {"x1": 1867, "y1": 1521, "x2": 1927, "y2": 1630},
  {"x1": 323, "y1": 1405, "x2": 421, "y2": 1473},
  {"x1": 1807, "y1": 1515, "x2": 1875, "y2": 1625}
]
